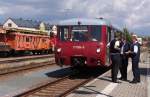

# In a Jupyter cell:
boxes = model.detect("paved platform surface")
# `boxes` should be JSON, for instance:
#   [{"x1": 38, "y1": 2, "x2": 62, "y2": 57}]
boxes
[{"x1": 67, "y1": 52, "x2": 150, "y2": 97}]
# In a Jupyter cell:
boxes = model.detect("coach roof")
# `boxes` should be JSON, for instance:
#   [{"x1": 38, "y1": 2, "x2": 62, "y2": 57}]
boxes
[{"x1": 59, "y1": 18, "x2": 111, "y2": 26}]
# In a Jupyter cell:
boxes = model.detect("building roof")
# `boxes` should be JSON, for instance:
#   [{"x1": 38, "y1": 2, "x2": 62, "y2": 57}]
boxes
[
  {"x1": 59, "y1": 18, "x2": 111, "y2": 26},
  {"x1": 10, "y1": 18, "x2": 41, "y2": 29},
  {"x1": 43, "y1": 23, "x2": 53, "y2": 30}
]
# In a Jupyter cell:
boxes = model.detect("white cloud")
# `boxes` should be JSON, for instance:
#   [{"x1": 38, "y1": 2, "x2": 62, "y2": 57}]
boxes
[
  {"x1": 134, "y1": 0, "x2": 146, "y2": 10},
  {"x1": 60, "y1": 0, "x2": 150, "y2": 35},
  {"x1": 123, "y1": 0, "x2": 150, "y2": 30},
  {"x1": 14, "y1": 5, "x2": 43, "y2": 15},
  {"x1": 113, "y1": 0, "x2": 128, "y2": 11},
  {"x1": 125, "y1": 13, "x2": 141, "y2": 28},
  {"x1": 0, "y1": 7, "x2": 9, "y2": 15},
  {"x1": 64, "y1": 0, "x2": 79, "y2": 10},
  {"x1": 0, "y1": 9, "x2": 5, "y2": 15},
  {"x1": 0, "y1": 0, "x2": 150, "y2": 35}
]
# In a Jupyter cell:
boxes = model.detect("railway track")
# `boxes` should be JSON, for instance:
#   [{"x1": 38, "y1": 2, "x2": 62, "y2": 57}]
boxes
[
  {"x1": 0, "y1": 54, "x2": 54, "y2": 64},
  {"x1": 15, "y1": 67, "x2": 108, "y2": 97},
  {"x1": 15, "y1": 77, "x2": 91, "y2": 97},
  {"x1": 0, "y1": 54, "x2": 55, "y2": 75}
]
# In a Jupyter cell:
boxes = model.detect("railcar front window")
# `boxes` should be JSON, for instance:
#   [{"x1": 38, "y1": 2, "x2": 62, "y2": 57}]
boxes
[
  {"x1": 71, "y1": 26, "x2": 88, "y2": 42},
  {"x1": 59, "y1": 26, "x2": 101, "y2": 42},
  {"x1": 90, "y1": 26, "x2": 101, "y2": 41}
]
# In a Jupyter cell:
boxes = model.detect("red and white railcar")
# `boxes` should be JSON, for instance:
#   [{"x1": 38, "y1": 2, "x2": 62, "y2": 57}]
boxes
[{"x1": 55, "y1": 18, "x2": 121, "y2": 68}]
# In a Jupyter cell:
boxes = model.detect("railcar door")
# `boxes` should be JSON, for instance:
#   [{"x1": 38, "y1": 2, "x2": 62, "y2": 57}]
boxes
[
  {"x1": 105, "y1": 27, "x2": 113, "y2": 66},
  {"x1": 59, "y1": 26, "x2": 73, "y2": 56}
]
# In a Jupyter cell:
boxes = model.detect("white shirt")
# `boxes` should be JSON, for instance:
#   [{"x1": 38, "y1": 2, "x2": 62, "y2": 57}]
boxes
[
  {"x1": 121, "y1": 43, "x2": 125, "y2": 54},
  {"x1": 114, "y1": 41, "x2": 120, "y2": 49},
  {"x1": 134, "y1": 41, "x2": 138, "y2": 53}
]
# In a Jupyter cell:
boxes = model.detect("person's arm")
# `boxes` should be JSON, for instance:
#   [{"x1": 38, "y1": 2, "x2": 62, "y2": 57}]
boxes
[
  {"x1": 126, "y1": 45, "x2": 138, "y2": 56},
  {"x1": 124, "y1": 43, "x2": 130, "y2": 54},
  {"x1": 107, "y1": 42, "x2": 110, "y2": 48}
]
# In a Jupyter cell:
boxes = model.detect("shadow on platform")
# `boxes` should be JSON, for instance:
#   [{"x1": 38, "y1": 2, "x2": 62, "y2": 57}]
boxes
[
  {"x1": 45, "y1": 66, "x2": 109, "y2": 79},
  {"x1": 45, "y1": 67, "x2": 72, "y2": 78},
  {"x1": 72, "y1": 86, "x2": 113, "y2": 97},
  {"x1": 140, "y1": 68, "x2": 150, "y2": 76}
]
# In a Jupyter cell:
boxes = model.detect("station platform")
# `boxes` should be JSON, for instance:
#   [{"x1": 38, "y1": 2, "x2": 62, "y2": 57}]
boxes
[{"x1": 67, "y1": 53, "x2": 150, "y2": 97}]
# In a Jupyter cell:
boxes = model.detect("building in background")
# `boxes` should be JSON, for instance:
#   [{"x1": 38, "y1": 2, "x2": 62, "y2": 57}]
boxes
[
  {"x1": 51, "y1": 25, "x2": 57, "y2": 35},
  {"x1": 137, "y1": 37, "x2": 143, "y2": 45},
  {"x1": 0, "y1": 23, "x2": 2, "y2": 30},
  {"x1": 0, "y1": 23, "x2": 5, "y2": 33},
  {"x1": 3, "y1": 18, "x2": 52, "y2": 34},
  {"x1": 39, "y1": 22, "x2": 52, "y2": 33}
]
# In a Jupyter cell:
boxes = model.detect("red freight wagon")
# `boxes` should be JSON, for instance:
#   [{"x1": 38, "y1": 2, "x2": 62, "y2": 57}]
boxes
[
  {"x1": 0, "y1": 30, "x2": 52, "y2": 56},
  {"x1": 55, "y1": 18, "x2": 121, "y2": 68}
]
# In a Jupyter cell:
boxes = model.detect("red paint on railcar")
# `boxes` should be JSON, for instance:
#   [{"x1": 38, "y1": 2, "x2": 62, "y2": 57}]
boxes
[
  {"x1": 55, "y1": 27, "x2": 106, "y2": 67},
  {"x1": 55, "y1": 18, "x2": 121, "y2": 68}
]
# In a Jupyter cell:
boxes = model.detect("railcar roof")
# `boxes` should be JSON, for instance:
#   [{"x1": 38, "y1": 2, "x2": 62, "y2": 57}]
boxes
[{"x1": 59, "y1": 18, "x2": 111, "y2": 26}]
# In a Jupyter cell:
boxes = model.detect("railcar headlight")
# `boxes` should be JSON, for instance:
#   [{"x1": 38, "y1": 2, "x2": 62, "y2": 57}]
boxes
[
  {"x1": 57, "y1": 48, "x2": 62, "y2": 53},
  {"x1": 96, "y1": 48, "x2": 101, "y2": 53}
]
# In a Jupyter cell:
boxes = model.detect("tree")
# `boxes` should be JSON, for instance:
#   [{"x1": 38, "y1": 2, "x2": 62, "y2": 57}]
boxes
[{"x1": 123, "y1": 27, "x2": 132, "y2": 43}]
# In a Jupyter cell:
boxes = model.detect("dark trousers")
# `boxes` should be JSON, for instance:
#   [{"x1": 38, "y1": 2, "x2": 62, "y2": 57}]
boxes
[
  {"x1": 120, "y1": 55, "x2": 128, "y2": 79},
  {"x1": 111, "y1": 54, "x2": 121, "y2": 82},
  {"x1": 132, "y1": 58, "x2": 140, "y2": 81}
]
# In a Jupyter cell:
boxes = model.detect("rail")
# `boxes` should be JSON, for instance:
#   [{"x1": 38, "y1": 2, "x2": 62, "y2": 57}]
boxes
[
  {"x1": 0, "y1": 54, "x2": 54, "y2": 64},
  {"x1": 15, "y1": 67, "x2": 109, "y2": 97},
  {"x1": 0, "y1": 55, "x2": 55, "y2": 75},
  {"x1": 15, "y1": 76, "x2": 92, "y2": 97}
]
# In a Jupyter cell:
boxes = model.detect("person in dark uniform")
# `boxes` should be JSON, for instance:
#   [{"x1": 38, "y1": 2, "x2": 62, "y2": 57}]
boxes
[
  {"x1": 109, "y1": 35, "x2": 122, "y2": 83},
  {"x1": 119, "y1": 37, "x2": 130, "y2": 81},
  {"x1": 128, "y1": 35, "x2": 141, "y2": 83}
]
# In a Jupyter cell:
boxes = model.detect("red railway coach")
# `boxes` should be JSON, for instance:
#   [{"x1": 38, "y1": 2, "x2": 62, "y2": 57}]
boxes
[
  {"x1": 55, "y1": 18, "x2": 121, "y2": 68},
  {"x1": 0, "y1": 30, "x2": 53, "y2": 56}
]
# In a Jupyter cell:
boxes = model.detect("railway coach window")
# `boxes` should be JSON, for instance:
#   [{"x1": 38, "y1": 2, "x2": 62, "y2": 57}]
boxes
[
  {"x1": 71, "y1": 26, "x2": 88, "y2": 42},
  {"x1": 107, "y1": 27, "x2": 111, "y2": 42},
  {"x1": 60, "y1": 27, "x2": 69, "y2": 41},
  {"x1": 26, "y1": 37, "x2": 29, "y2": 42},
  {"x1": 26, "y1": 37, "x2": 32, "y2": 42},
  {"x1": 90, "y1": 26, "x2": 101, "y2": 41},
  {"x1": 42, "y1": 39, "x2": 46, "y2": 42}
]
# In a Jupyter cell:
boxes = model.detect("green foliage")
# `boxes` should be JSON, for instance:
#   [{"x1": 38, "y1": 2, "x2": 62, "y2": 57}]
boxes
[{"x1": 122, "y1": 28, "x2": 132, "y2": 43}]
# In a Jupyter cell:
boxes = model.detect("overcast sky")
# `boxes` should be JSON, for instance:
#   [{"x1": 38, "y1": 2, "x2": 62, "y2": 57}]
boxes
[{"x1": 0, "y1": 0, "x2": 150, "y2": 36}]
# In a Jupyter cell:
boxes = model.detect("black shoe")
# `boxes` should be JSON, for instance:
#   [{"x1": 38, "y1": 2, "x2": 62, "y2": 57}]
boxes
[
  {"x1": 122, "y1": 78, "x2": 127, "y2": 81},
  {"x1": 119, "y1": 77, "x2": 127, "y2": 81},
  {"x1": 113, "y1": 81, "x2": 119, "y2": 83},
  {"x1": 137, "y1": 80, "x2": 140, "y2": 82},
  {"x1": 119, "y1": 77, "x2": 123, "y2": 80},
  {"x1": 129, "y1": 80, "x2": 140, "y2": 84},
  {"x1": 112, "y1": 80, "x2": 119, "y2": 83}
]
